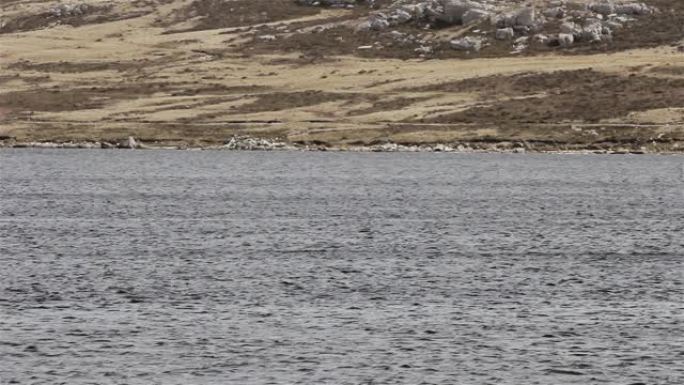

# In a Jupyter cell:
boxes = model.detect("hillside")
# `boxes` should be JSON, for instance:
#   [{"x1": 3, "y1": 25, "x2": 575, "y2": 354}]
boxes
[{"x1": 1, "y1": 0, "x2": 683, "y2": 152}]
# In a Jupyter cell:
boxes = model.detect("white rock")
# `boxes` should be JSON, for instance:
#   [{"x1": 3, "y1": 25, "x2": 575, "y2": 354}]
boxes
[
  {"x1": 581, "y1": 20, "x2": 604, "y2": 42},
  {"x1": 119, "y1": 136, "x2": 138, "y2": 149},
  {"x1": 439, "y1": 0, "x2": 487, "y2": 24},
  {"x1": 390, "y1": 9, "x2": 413, "y2": 24},
  {"x1": 450, "y1": 36, "x2": 483, "y2": 51},
  {"x1": 533, "y1": 34, "x2": 550, "y2": 45},
  {"x1": 543, "y1": 7, "x2": 565, "y2": 18},
  {"x1": 558, "y1": 33, "x2": 574, "y2": 47},
  {"x1": 369, "y1": 15, "x2": 390, "y2": 30}
]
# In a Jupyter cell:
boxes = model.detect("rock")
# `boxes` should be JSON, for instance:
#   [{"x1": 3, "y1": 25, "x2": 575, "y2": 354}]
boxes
[
  {"x1": 355, "y1": 20, "x2": 373, "y2": 32},
  {"x1": 558, "y1": 33, "x2": 574, "y2": 47},
  {"x1": 450, "y1": 36, "x2": 483, "y2": 52},
  {"x1": 589, "y1": 1, "x2": 615, "y2": 15},
  {"x1": 533, "y1": 34, "x2": 550, "y2": 45},
  {"x1": 560, "y1": 21, "x2": 581, "y2": 36},
  {"x1": 50, "y1": 2, "x2": 89, "y2": 18},
  {"x1": 389, "y1": 30, "x2": 404, "y2": 39},
  {"x1": 562, "y1": 1, "x2": 587, "y2": 9},
  {"x1": 579, "y1": 19, "x2": 605, "y2": 41},
  {"x1": 433, "y1": 143, "x2": 454, "y2": 152},
  {"x1": 369, "y1": 14, "x2": 390, "y2": 30},
  {"x1": 374, "y1": 142, "x2": 398, "y2": 152},
  {"x1": 438, "y1": 0, "x2": 488, "y2": 25},
  {"x1": 222, "y1": 136, "x2": 291, "y2": 151},
  {"x1": 543, "y1": 7, "x2": 565, "y2": 19},
  {"x1": 296, "y1": 0, "x2": 356, "y2": 7},
  {"x1": 119, "y1": 136, "x2": 139, "y2": 149},
  {"x1": 390, "y1": 9, "x2": 413, "y2": 24},
  {"x1": 511, "y1": 36, "x2": 529, "y2": 53},
  {"x1": 496, "y1": 27, "x2": 515, "y2": 40},
  {"x1": 462, "y1": 9, "x2": 490, "y2": 25},
  {"x1": 604, "y1": 20, "x2": 624, "y2": 30},
  {"x1": 439, "y1": 0, "x2": 471, "y2": 24},
  {"x1": 615, "y1": 2, "x2": 651, "y2": 15},
  {"x1": 414, "y1": 45, "x2": 433, "y2": 55},
  {"x1": 516, "y1": 7, "x2": 536, "y2": 27},
  {"x1": 495, "y1": 13, "x2": 517, "y2": 28}
]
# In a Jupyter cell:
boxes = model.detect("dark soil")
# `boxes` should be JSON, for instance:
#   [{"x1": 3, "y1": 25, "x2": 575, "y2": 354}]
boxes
[
  {"x1": 414, "y1": 70, "x2": 684, "y2": 124},
  {"x1": 0, "y1": 4, "x2": 152, "y2": 34},
  {"x1": 240, "y1": 0, "x2": 684, "y2": 59},
  {"x1": 165, "y1": 0, "x2": 322, "y2": 33},
  {"x1": 649, "y1": 65, "x2": 684, "y2": 76},
  {"x1": 347, "y1": 96, "x2": 432, "y2": 116},
  {"x1": 6, "y1": 60, "x2": 148, "y2": 73},
  {"x1": 230, "y1": 91, "x2": 369, "y2": 114},
  {"x1": 0, "y1": 79, "x2": 272, "y2": 117},
  {"x1": 242, "y1": 26, "x2": 439, "y2": 60}
]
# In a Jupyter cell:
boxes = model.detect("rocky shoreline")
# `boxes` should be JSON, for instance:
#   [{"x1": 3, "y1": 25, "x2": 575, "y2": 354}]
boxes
[{"x1": 1, "y1": 136, "x2": 683, "y2": 154}]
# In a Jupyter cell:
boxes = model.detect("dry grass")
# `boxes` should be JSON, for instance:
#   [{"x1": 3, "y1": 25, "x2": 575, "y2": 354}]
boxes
[{"x1": 0, "y1": 0, "x2": 683, "y2": 150}]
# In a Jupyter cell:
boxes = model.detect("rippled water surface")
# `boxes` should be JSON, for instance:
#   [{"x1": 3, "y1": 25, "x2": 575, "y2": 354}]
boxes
[{"x1": 1, "y1": 150, "x2": 683, "y2": 385}]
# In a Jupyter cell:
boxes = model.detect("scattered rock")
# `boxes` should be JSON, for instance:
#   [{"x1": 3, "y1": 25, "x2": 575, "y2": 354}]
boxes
[
  {"x1": 118, "y1": 136, "x2": 139, "y2": 149},
  {"x1": 558, "y1": 33, "x2": 575, "y2": 47},
  {"x1": 222, "y1": 136, "x2": 292, "y2": 151},
  {"x1": 462, "y1": 9, "x2": 490, "y2": 25},
  {"x1": 50, "y1": 2, "x2": 89, "y2": 18},
  {"x1": 341, "y1": 0, "x2": 658, "y2": 55},
  {"x1": 450, "y1": 36, "x2": 483, "y2": 52},
  {"x1": 296, "y1": 0, "x2": 357, "y2": 8}
]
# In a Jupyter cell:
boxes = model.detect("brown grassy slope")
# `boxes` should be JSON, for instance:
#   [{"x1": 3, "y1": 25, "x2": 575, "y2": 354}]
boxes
[{"x1": 0, "y1": 0, "x2": 683, "y2": 150}]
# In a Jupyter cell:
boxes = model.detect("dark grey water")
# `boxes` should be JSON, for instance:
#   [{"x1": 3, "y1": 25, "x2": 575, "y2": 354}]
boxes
[{"x1": 1, "y1": 150, "x2": 683, "y2": 385}]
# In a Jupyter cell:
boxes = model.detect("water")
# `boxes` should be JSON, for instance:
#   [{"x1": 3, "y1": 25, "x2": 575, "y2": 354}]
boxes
[{"x1": 1, "y1": 149, "x2": 682, "y2": 385}]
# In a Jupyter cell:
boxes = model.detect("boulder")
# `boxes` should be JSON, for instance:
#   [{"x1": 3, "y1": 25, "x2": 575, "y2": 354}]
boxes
[
  {"x1": 495, "y1": 13, "x2": 517, "y2": 28},
  {"x1": 533, "y1": 34, "x2": 550, "y2": 45},
  {"x1": 438, "y1": 0, "x2": 486, "y2": 25},
  {"x1": 615, "y1": 2, "x2": 651, "y2": 15},
  {"x1": 450, "y1": 36, "x2": 483, "y2": 51},
  {"x1": 558, "y1": 33, "x2": 574, "y2": 47},
  {"x1": 358, "y1": 14, "x2": 390, "y2": 31},
  {"x1": 296, "y1": 0, "x2": 356, "y2": 7},
  {"x1": 589, "y1": 1, "x2": 616, "y2": 15},
  {"x1": 496, "y1": 27, "x2": 515, "y2": 40},
  {"x1": 516, "y1": 7, "x2": 536, "y2": 27},
  {"x1": 462, "y1": 9, "x2": 490, "y2": 25},
  {"x1": 604, "y1": 20, "x2": 624, "y2": 30},
  {"x1": 119, "y1": 136, "x2": 139, "y2": 149},
  {"x1": 581, "y1": 19, "x2": 604, "y2": 42},
  {"x1": 50, "y1": 2, "x2": 89, "y2": 18},
  {"x1": 390, "y1": 9, "x2": 413, "y2": 24},
  {"x1": 560, "y1": 21, "x2": 581, "y2": 36}
]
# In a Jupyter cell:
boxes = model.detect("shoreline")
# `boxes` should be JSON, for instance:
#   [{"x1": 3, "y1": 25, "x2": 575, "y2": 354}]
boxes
[{"x1": 2, "y1": 136, "x2": 683, "y2": 155}]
